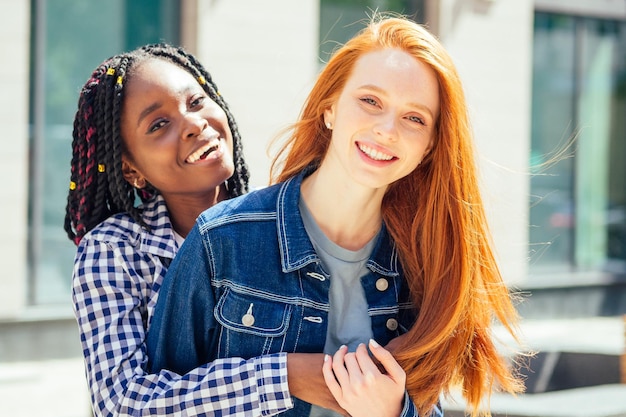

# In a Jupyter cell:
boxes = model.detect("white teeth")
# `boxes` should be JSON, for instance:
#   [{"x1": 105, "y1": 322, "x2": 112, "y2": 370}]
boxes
[
  {"x1": 358, "y1": 143, "x2": 393, "y2": 161},
  {"x1": 186, "y1": 141, "x2": 219, "y2": 163}
]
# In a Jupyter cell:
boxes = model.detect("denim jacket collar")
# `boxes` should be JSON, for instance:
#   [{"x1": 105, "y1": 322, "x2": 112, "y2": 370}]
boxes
[{"x1": 276, "y1": 171, "x2": 400, "y2": 278}]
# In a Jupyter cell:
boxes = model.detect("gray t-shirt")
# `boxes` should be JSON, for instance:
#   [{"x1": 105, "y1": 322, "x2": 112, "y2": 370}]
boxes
[{"x1": 299, "y1": 198, "x2": 378, "y2": 417}]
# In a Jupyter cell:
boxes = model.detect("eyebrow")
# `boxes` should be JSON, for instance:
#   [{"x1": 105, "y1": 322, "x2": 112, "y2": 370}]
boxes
[
  {"x1": 358, "y1": 84, "x2": 436, "y2": 119},
  {"x1": 137, "y1": 102, "x2": 162, "y2": 128},
  {"x1": 135, "y1": 85, "x2": 200, "y2": 128}
]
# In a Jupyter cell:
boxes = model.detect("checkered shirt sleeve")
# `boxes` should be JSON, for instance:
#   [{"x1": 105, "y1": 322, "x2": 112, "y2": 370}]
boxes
[{"x1": 71, "y1": 202, "x2": 292, "y2": 417}]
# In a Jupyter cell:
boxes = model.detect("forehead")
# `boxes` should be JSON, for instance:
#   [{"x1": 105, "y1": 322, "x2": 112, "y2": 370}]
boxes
[
  {"x1": 349, "y1": 48, "x2": 428, "y2": 80},
  {"x1": 126, "y1": 58, "x2": 197, "y2": 91},
  {"x1": 343, "y1": 48, "x2": 440, "y2": 113}
]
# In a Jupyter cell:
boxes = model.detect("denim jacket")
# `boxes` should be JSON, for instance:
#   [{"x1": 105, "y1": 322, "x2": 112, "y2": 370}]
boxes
[{"x1": 147, "y1": 171, "x2": 439, "y2": 416}]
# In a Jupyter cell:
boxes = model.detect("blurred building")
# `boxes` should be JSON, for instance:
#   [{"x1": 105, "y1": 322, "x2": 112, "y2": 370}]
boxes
[{"x1": 1, "y1": 0, "x2": 625, "y2": 360}]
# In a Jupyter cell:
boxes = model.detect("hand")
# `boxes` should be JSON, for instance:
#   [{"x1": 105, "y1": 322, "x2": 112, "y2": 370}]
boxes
[
  {"x1": 287, "y1": 353, "x2": 348, "y2": 416},
  {"x1": 322, "y1": 340, "x2": 406, "y2": 417}
]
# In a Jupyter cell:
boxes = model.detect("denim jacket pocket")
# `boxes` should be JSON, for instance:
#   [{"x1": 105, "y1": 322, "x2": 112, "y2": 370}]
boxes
[{"x1": 214, "y1": 287, "x2": 293, "y2": 358}]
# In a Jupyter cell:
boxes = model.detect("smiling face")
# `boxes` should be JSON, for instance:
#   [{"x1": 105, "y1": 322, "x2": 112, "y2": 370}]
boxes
[
  {"x1": 322, "y1": 48, "x2": 440, "y2": 191},
  {"x1": 120, "y1": 58, "x2": 235, "y2": 201}
]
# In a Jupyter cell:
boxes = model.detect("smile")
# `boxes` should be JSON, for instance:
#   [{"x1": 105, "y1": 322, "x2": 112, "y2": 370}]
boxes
[
  {"x1": 186, "y1": 140, "x2": 221, "y2": 163},
  {"x1": 357, "y1": 143, "x2": 394, "y2": 161}
]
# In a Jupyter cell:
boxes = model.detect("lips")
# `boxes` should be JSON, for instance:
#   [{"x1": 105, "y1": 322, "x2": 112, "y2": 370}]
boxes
[
  {"x1": 357, "y1": 143, "x2": 395, "y2": 161},
  {"x1": 186, "y1": 140, "x2": 221, "y2": 163}
]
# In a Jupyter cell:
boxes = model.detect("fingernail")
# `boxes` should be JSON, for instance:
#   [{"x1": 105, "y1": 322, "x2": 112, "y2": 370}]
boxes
[
  {"x1": 369, "y1": 338, "x2": 380, "y2": 348},
  {"x1": 324, "y1": 354, "x2": 330, "y2": 362}
]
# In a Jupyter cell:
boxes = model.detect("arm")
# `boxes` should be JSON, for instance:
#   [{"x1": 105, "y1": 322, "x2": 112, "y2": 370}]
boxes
[
  {"x1": 73, "y1": 227, "x2": 291, "y2": 417},
  {"x1": 287, "y1": 353, "x2": 347, "y2": 415}
]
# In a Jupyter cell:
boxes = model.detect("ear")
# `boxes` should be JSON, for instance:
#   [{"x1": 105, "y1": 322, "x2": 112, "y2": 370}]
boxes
[
  {"x1": 323, "y1": 105, "x2": 336, "y2": 130},
  {"x1": 121, "y1": 156, "x2": 147, "y2": 189}
]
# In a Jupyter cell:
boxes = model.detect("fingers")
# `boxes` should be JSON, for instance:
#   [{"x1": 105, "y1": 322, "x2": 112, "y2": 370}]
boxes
[
  {"x1": 322, "y1": 342, "x2": 406, "y2": 417},
  {"x1": 322, "y1": 346, "x2": 346, "y2": 401},
  {"x1": 326, "y1": 344, "x2": 381, "y2": 387},
  {"x1": 369, "y1": 339, "x2": 406, "y2": 385},
  {"x1": 354, "y1": 342, "x2": 379, "y2": 378}
]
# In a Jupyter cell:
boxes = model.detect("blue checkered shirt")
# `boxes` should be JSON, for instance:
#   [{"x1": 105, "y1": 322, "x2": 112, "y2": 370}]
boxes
[{"x1": 72, "y1": 195, "x2": 292, "y2": 416}]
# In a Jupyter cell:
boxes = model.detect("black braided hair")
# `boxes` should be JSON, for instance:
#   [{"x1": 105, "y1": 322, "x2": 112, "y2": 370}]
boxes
[{"x1": 64, "y1": 44, "x2": 250, "y2": 245}]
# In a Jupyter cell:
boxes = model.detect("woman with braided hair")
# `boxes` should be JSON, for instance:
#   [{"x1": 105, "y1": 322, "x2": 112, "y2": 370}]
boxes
[
  {"x1": 65, "y1": 44, "x2": 249, "y2": 245},
  {"x1": 66, "y1": 44, "x2": 343, "y2": 417}
]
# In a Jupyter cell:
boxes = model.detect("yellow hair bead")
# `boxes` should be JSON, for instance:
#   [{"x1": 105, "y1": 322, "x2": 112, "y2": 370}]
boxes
[
  {"x1": 98, "y1": 164, "x2": 105, "y2": 173},
  {"x1": 198, "y1": 75, "x2": 206, "y2": 85},
  {"x1": 117, "y1": 76, "x2": 123, "y2": 85},
  {"x1": 106, "y1": 68, "x2": 115, "y2": 76},
  {"x1": 69, "y1": 181, "x2": 77, "y2": 191}
]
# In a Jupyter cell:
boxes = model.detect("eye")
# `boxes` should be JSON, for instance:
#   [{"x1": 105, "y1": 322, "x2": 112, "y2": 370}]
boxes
[
  {"x1": 406, "y1": 115, "x2": 426, "y2": 126},
  {"x1": 190, "y1": 94, "x2": 206, "y2": 108},
  {"x1": 148, "y1": 119, "x2": 169, "y2": 133},
  {"x1": 360, "y1": 96, "x2": 379, "y2": 107}
]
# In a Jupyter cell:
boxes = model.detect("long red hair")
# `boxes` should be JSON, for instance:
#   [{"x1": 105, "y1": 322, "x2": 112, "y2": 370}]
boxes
[{"x1": 271, "y1": 16, "x2": 524, "y2": 417}]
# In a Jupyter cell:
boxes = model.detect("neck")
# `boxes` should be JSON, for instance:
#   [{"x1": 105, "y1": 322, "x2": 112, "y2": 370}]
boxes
[
  {"x1": 300, "y1": 168, "x2": 384, "y2": 250},
  {"x1": 163, "y1": 185, "x2": 227, "y2": 237}
]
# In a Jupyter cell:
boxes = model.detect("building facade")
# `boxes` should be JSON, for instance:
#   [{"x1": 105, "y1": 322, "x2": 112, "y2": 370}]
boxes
[{"x1": 1, "y1": 0, "x2": 625, "y2": 337}]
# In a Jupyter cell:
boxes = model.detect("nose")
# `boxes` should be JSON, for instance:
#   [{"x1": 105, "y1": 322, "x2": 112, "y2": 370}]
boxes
[
  {"x1": 373, "y1": 113, "x2": 398, "y2": 141},
  {"x1": 182, "y1": 112, "x2": 208, "y2": 140}
]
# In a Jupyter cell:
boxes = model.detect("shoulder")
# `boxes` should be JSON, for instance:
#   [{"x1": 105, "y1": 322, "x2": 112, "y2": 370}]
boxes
[
  {"x1": 73, "y1": 202, "x2": 174, "y2": 281},
  {"x1": 78, "y1": 196, "x2": 174, "y2": 254},
  {"x1": 82, "y1": 212, "x2": 144, "y2": 247}
]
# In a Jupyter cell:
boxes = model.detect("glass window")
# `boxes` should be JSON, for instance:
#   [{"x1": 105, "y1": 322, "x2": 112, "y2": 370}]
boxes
[
  {"x1": 319, "y1": 0, "x2": 426, "y2": 63},
  {"x1": 530, "y1": 12, "x2": 626, "y2": 272},
  {"x1": 28, "y1": 0, "x2": 180, "y2": 304}
]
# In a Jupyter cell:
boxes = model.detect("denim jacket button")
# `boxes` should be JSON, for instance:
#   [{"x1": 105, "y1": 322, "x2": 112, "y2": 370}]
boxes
[
  {"x1": 386, "y1": 318, "x2": 398, "y2": 331},
  {"x1": 375, "y1": 278, "x2": 389, "y2": 291},
  {"x1": 242, "y1": 313, "x2": 255, "y2": 327}
]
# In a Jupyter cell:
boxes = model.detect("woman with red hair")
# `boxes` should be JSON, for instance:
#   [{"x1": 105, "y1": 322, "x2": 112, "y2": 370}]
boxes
[{"x1": 148, "y1": 15, "x2": 524, "y2": 417}]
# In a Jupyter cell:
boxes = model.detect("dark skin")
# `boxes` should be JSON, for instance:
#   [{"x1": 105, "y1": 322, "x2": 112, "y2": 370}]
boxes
[
  {"x1": 120, "y1": 58, "x2": 235, "y2": 237},
  {"x1": 288, "y1": 353, "x2": 348, "y2": 415}
]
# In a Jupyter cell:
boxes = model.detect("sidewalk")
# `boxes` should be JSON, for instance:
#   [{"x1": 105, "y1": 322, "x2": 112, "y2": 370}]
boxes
[
  {"x1": 0, "y1": 356, "x2": 89, "y2": 417},
  {"x1": 0, "y1": 316, "x2": 624, "y2": 417}
]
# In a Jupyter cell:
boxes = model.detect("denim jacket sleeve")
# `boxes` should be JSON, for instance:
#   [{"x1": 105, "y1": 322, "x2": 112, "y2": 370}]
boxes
[
  {"x1": 399, "y1": 393, "x2": 444, "y2": 417},
  {"x1": 146, "y1": 224, "x2": 293, "y2": 416}
]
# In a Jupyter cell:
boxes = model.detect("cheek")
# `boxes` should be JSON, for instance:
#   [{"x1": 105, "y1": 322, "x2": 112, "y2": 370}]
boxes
[
  {"x1": 402, "y1": 136, "x2": 431, "y2": 167},
  {"x1": 135, "y1": 144, "x2": 176, "y2": 174}
]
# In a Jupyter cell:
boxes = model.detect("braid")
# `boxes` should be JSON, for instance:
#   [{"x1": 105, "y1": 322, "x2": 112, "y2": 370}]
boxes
[
  {"x1": 105, "y1": 56, "x2": 144, "y2": 221},
  {"x1": 65, "y1": 43, "x2": 250, "y2": 245},
  {"x1": 65, "y1": 63, "x2": 115, "y2": 244},
  {"x1": 64, "y1": 54, "x2": 146, "y2": 244}
]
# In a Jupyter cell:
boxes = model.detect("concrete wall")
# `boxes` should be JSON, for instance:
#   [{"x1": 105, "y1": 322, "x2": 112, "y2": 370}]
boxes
[
  {"x1": 0, "y1": 0, "x2": 30, "y2": 318},
  {"x1": 194, "y1": 0, "x2": 321, "y2": 186}
]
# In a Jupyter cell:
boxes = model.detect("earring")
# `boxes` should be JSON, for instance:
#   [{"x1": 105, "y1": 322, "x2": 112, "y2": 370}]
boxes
[
  {"x1": 326, "y1": 122, "x2": 332, "y2": 129},
  {"x1": 133, "y1": 178, "x2": 144, "y2": 189}
]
